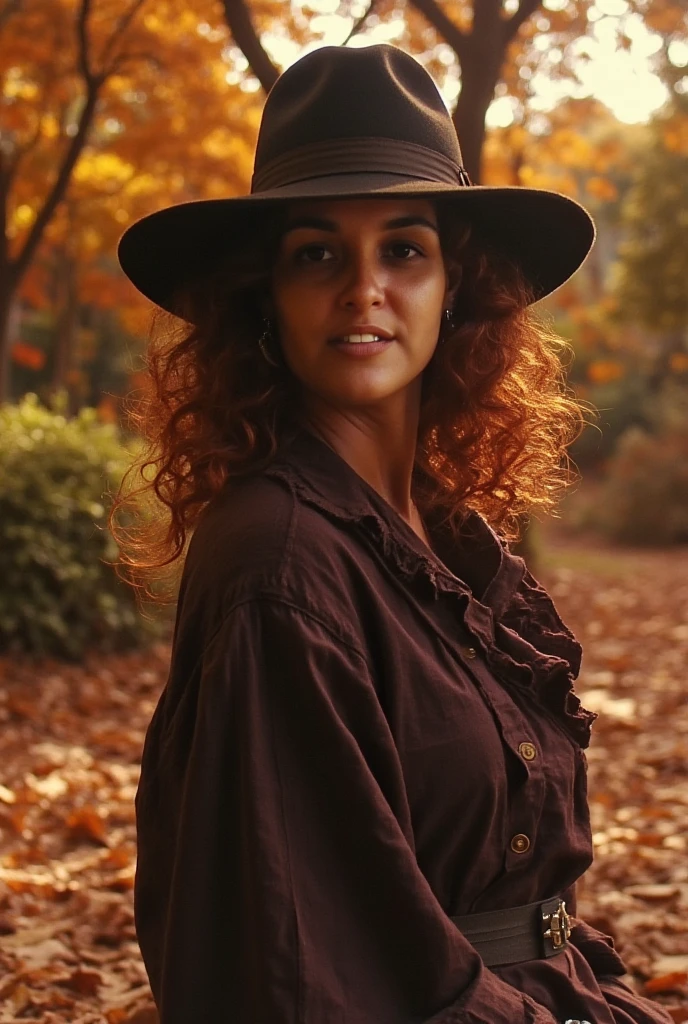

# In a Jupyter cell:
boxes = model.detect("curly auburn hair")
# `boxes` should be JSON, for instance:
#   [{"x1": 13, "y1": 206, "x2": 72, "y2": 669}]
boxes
[{"x1": 108, "y1": 198, "x2": 584, "y2": 608}]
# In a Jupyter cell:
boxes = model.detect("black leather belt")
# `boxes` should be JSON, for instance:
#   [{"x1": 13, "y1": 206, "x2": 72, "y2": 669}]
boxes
[{"x1": 449, "y1": 896, "x2": 572, "y2": 967}]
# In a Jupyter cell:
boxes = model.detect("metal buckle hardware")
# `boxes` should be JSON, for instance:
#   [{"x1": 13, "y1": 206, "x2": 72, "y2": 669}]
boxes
[{"x1": 542, "y1": 898, "x2": 572, "y2": 952}]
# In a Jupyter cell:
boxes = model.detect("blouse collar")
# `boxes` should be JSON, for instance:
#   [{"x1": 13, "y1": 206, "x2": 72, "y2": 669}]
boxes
[{"x1": 263, "y1": 426, "x2": 595, "y2": 748}]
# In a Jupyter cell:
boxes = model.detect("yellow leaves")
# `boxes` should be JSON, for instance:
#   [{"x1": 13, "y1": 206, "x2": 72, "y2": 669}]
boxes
[
  {"x1": 125, "y1": 173, "x2": 161, "y2": 199},
  {"x1": 586, "y1": 175, "x2": 618, "y2": 202},
  {"x1": 587, "y1": 359, "x2": 625, "y2": 384},
  {"x1": 42, "y1": 114, "x2": 62, "y2": 140},
  {"x1": 2, "y1": 74, "x2": 39, "y2": 102},
  {"x1": 201, "y1": 126, "x2": 241, "y2": 160},
  {"x1": 548, "y1": 128, "x2": 594, "y2": 170},
  {"x1": 13, "y1": 205, "x2": 36, "y2": 229},
  {"x1": 73, "y1": 153, "x2": 135, "y2": 188},
  {"x1": 143, "y1": 12, "x2": 163, "y2": 32},
  {"x1": 485, "y1": 103, "x2": 636, "y2": 202},
  {"x1": 519, "y1": 164, "x2": 580, "y2": 197}
]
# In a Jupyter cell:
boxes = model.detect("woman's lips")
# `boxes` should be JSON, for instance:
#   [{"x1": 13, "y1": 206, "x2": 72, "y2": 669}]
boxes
[{"x1": 329, "y1": 338, "x2": 396, "y2": 356}]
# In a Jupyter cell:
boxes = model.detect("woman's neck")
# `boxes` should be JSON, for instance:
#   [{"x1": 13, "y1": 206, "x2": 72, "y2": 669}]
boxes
[{"x1": 300, "y1": 401, "x2": 421, "y2": 523}]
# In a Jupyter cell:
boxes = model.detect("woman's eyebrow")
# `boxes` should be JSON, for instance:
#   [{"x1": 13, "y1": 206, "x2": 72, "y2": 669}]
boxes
[
  {"x1": 283, "y1": 214, "x2": 439, "y2": 234},
  {"x1": 385, "y1": 215, "x2": 439, "y2": 233}
]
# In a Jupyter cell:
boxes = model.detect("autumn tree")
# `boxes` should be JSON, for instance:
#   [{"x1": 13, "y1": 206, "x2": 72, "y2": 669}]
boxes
[
  {"x1": 612, "y1": 95, "x2": 688, "y2": 385},
  {"x1": 0, "y1": 0, "x2": 261, "y2": 402},
  {"x1": 0, "y1": 0, "x2": 147, "y2": 400},
  {"x1": 220, "y1": 0, "x2": 613, "y2": 183}
]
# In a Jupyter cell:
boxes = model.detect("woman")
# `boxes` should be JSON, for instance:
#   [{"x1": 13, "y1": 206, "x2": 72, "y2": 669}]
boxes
[{"x1": 115, "y1": 44, "x2": 672, "y2": 1024}]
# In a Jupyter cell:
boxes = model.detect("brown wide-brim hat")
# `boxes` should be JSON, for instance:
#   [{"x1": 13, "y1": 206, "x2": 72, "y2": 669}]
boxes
[{"x1": 118, "y1": 43, "x2": 595, "y2": 315}]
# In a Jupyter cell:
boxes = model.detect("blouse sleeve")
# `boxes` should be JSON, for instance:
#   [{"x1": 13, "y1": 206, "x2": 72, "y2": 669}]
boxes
[
  {"x1": 567, "y1": 916, "x2": 674, "y2": 1024},
  {"x1": 135, "y1": 595, "x2": 560, "y2": 1024}
]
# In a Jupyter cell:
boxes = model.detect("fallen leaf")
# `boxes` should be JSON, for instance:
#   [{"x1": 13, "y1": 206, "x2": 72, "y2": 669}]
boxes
[
  {"x1": 645, "y1": 973, "x2": 688, "y2": 995},
  {"x1": 626, "y1": 884, "x2": 681, "y2": 900},
  {"x1": 58, "y1": 967, "x2": 103, "y2": 995},
  {"x1": 9, "y1": 980, "x2": 33, "y2": 1014},
  {"x1": 106, "y1": 1010, "x2": 129, "y2": 1024},
  {"x1": 65, "y1": 806, "x2": 108, "y2": 845}
]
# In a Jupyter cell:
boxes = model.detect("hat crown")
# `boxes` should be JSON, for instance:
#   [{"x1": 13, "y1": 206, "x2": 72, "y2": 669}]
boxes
[
  {"x1": 117, "y1": 43, "x2": 595, "y2": 314},
  {"x1": 254, "y1": 44, "x2": 463, "y2": 174}
]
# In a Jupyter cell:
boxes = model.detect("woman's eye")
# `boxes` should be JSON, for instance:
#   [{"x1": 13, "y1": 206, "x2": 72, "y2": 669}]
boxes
[
  {"x1": 295, "y1": 244, "x2": 334, "y2": 264},
  {"x1": 389, "y1": 242, "x2": 422, "y2": 260}
]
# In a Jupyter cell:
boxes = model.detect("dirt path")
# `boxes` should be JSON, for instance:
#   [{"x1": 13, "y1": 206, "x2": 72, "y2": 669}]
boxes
[{"x1": 0, "y1": 529, "x2": 686, "y2": 1022}]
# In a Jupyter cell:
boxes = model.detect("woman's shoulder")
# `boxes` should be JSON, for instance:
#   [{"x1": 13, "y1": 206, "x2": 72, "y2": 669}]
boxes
[{"x1": 181, "y1": 470, "x2": 368, "y2": 632}]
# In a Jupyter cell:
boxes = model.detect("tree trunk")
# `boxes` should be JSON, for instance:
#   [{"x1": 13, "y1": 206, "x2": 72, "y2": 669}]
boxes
[
  {"x1": 222, "y1": 0, "x2": 278, "y2": 92},
  {"x1": 0, "y1": 273, "x2": 16, "y2": 404},
  {"x1": 50, "y1": 252, "x2": 78, "y2": 401},
  {"x1": 452, "y1": 49, "x2": 503, "y2": 184}
]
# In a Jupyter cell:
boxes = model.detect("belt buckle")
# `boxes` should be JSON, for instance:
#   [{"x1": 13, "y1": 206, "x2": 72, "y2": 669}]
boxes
[{"x1": 542, "y1": 898, "x2": 572, "y2": 956}]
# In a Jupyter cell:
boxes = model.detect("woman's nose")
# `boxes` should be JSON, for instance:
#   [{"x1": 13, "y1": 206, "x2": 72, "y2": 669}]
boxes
[{"x1": 339, "y1": 251, "x2": 384, "y2": 310}]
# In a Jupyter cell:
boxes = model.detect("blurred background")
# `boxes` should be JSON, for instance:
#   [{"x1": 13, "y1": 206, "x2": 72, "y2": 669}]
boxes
[
  {"x1": 0, "y1": 3, "x2": 687, "y2": 1022},
  {"x1": 1, "y1": 0, "x2": 687, "y2": 550}
]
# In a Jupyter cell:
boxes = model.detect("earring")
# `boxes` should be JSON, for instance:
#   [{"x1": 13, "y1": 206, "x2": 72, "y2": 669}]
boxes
[
  {"x1": 439, "y1": 308, "x2": 454, "y2": 346},
  {"x1": 257, "y1": 318, "x2": 281, "y2": 367}
]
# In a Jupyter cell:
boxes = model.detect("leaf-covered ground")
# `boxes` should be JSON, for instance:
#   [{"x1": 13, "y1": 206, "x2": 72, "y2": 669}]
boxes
[{"x1": 0, "y1": 529, "x2": 686, "y2": 1023}]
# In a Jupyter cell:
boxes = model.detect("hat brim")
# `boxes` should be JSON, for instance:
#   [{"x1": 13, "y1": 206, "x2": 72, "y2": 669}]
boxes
[{"x1": 117, "y1": 173, "x2": 595, "y2": 316}]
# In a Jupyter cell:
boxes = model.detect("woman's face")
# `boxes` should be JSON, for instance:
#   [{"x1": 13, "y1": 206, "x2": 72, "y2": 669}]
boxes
[{"x1": 271, "y1": 197, "x2": 449, "y2": 418}]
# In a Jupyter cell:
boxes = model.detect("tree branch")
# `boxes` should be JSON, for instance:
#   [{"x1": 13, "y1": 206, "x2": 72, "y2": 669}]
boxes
[
  {"x1": 503, "y1": 0, "x2": 542, "y2": 44},
  {"x1": 341, "y1": 0, "x2": 377, "y2": 45},
  {"x1": 408, "y1": 0, "x2": 468, "y2": 63},
  {"x1": 10, "y1": 0, "x2": 145, "y2": 282},
  {"x1": 100, "y1": 0, "x2": 147, "y2": 75},
  {"x1": 11, "y1": 86, "x2": 100, "y2": 284},
  {"x1": 221, "y1": 0, "x2": 279, "y2": 93},
  {"x1": 76, "y1": 0, "x2": 94, "y2": 83},
  {"x1": 110, "y1": 51, "x2": 164, "y2": 75}
]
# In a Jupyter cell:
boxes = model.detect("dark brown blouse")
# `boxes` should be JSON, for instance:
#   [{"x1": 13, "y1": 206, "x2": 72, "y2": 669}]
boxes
[{"x1": 134, "y1": 428, "x2": 672, "y2": 1024}]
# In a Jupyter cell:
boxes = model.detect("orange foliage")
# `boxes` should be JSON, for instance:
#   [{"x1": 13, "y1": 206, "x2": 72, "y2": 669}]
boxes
[
  {"x1": 1, "y1": 0, "x2": 265, "y2": 325},
  {"x1": 587, "y1": 176, "x2": 619, "y2": 202},
  {"x1": 11, "y1": 342, "x2": 46, "y2": 370},
  {"x1": 669, "y1": 353, "x2": 688, "y2": 373},
  {"x1": 587, "y1": 359, "x2": 625, "y2": 384}
]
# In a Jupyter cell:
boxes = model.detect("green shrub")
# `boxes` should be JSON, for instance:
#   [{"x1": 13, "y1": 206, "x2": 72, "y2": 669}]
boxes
[
  {"x1": 0, "y1": 391, "x2": 167, "y2": 660},
  {"x1": 595, "y1": 424, "x2": 688, "y2": 545},
  {"x1": 567, "y1": 372, "x2": 649, "y2": 470}
]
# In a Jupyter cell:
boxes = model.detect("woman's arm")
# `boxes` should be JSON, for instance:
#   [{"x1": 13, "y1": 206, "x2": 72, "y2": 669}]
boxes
[
  {"x1": 134, "y1": 595, "x2": 561, "y2": 1024},
  {"x1": 566, "y1": 913, "x2": 673, "y2": 1024}
]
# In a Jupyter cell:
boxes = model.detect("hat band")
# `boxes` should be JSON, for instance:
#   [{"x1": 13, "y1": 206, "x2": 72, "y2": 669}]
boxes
[{"x1": 251, "y1": 136, "x2": 471, "y2": 193}]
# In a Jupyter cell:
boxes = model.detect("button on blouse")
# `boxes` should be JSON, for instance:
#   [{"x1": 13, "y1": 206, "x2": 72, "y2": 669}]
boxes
[
  {"x1": 519, "y1": 741, "x2": 538, "y2": 761},
  {"x1": 511, "y1": 834, "x2": 532, "y2": 854}
]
